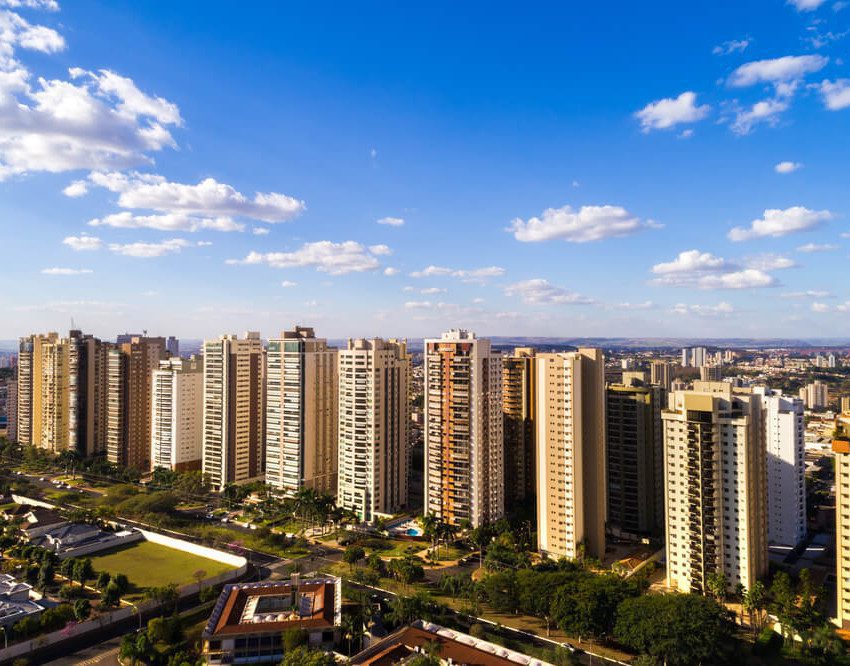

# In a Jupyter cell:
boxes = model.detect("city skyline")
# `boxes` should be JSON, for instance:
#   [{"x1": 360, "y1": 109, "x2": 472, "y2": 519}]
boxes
[{"x1": 3, "y1": 2, "x2": 850, "y2": 340}]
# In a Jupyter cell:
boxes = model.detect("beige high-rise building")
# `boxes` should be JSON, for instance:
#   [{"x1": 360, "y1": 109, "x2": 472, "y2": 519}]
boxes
[
  {"x1": 424, "y1": 330, "x2": 503, "y2": 528},
  {"x1": 663, "y1": 381, "x2": 767, "y2": 594},
  {"x1": 650, "y1": 360, "x2": 672, "y2": 391},
  {"x1": 799, "y1": 380, "x2": 829, "y2": 410},
  {"x1": 536, "y1": 348, "x2": 606, "y2": 560},
  {"x1": 202, "y1": 333, "x2": 265, "y2": 491},
  {"x1": 266, "y1": 327, "x2": 338, "y2": 495},
  {"x1": 337, "y1": 338, "x2": 409, "y2": 522},
  {"x1": 16, "y1": 333, "x2": 54, "y2": 447},
  {"x1": 503, "y1": 347, "x2": 536, "y2": 503},
  {"x1": 107, "y1": 335, "x2": 168, "y2": 471},
  {"x1": 151, "y1": 356, "x2": 204, "y2": 472},
  {"x1": 842, "y1": 396, "x2": 850, "y2": 414},
  {"x1": 834, "y1": 413, "x2": 850, "y2": 628}
]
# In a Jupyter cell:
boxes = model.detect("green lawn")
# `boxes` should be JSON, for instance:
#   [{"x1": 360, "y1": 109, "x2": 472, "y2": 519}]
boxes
[{"x1": 89, "y1": 540, "x2": 234, "y2": 599}]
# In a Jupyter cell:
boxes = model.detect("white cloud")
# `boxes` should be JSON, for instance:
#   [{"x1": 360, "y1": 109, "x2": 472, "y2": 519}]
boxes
[
  {"x1": 227, "y1": 240, "x2": 384, "y2": 275},
  {"x1": 383, "y1": 267, "x2": 399, "y2": 276},
  {"x1": 671, "y1": 302, "x2": 735, "y2": 317},
  {"x1": 368, "y1": 244, "x2": 392, "y2": 256},
  {"x1": 782, "y1": 290, "x2": 832, "y2": 299},
  {"x1": 404, "y1": 301, "x2": 433, "y2": 310},
  {"x1": 787, "y1": 0, "x2": 827, "y2": 10},
  {"x1": 811, "y1": 302, "x2": 831, "y2": 312},
  {"x1": 252, "y1": 227, "x2": 270, "y2": 235},
  {"x1": 70, "y1": 68, "x2": 182, "y2": 126},
  {"x1": 797, "y1": 242, "x2": 837, "y2": 252},
  {"x1": 730, "y1": 97, "x2": 789, "y2": 135},
  {"x1": 728, "y1": 55, "x2": 828, "y2": 87},
  {"x1": 419, "y1": 287, "x2": 446, "y2": 295},
  {"x1": 504, "y1": 279, "x2": 594, "y2": 305},
  {"x1": 651, "y1": 249, "x2": 778, "y2": 289},
  {"x1": 377, "y1": 216, "x2": 404, "y2": 227},
  {"x1": 108, "y1": 238, "x2": 190, "y2": 258},
  {"x1": 62, "y1": 234, "x2": 102, "y2": 251},
  {"x1": 40, "y1": 267, "x2": 92, "y2": 275},
  {"x1": 728, "y1": 206, "x2": 833, "y2": 241},
  {"x1": 0, "y1": 1, "x2": 59, "y2": 11},
  {"x1": 775, "y1": 161, "x2": 802, "y2": 174},
  {"x1": 510, "y1": 204, "x2": 656, "y2": 242},
  {"x1": 614, "y1": 301, "x2": 656, "y2": 310},
  {"x1": 409, "y1": 265, "x2": 505, "y2": 282},
  {"x1": 634, "y1": 91, "x2": 710, "y2": 131},
  {"x1": 88, "y1": 211, "x2": 244, "y2": 232},
  {"x1": 713, "y1": 38, "x2": 750, "y2": 56},
  {"x1": 280, "y1": 280, "x2": 297, "y2": 288},
  {"x1": 744, "y1": 253, "x2": 797, "y2": 271},
  {"x1": 86, "y1": 171, "x2": 304, "y2": 223},
  {"x1": 62, "y1": 179, "x2": 88, "y2": 197},
  {"x1": 818, "y1": 79, "x2": 850, "y2": 110}
]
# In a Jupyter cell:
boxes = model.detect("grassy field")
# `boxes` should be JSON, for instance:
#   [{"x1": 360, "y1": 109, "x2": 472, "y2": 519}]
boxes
[{"x1": 89, "y1": 540, "x2": 234, "y2": 599}]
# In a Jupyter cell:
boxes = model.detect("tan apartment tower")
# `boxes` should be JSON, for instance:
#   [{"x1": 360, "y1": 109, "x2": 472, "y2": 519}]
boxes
[
  {"x1": 650, "y1": 360, "x2": 672, "y2": 391},
  {"x1": 151, "y1": 356, "x2": 204, "y2": 472},
  {"x1": 662, "y1": 381, "x2": 767, "y2": 594},
  {"x1": 834, "y1": 412, "x2": 850, "y2": 628},
  {"x1": 535, "y1": 348, "x2": 606, "y2": 560},
  {"x1": 503, "y1": 347, "x2": 536, "y2": 503},
  {"x1": 337, "y1": 338, "x2": 409, "y2": 522},
  {"x1": 16, "y1": 333, "x2": 55, "y2": 447},
  {"x1": 202, "y1": 333, "x2": 265, "y2": 491},
  {"x1": 266, "y1": 327, "x2": 338, "y2": 495},
  {"x1": 107, "y1": 335, "x2": 168, "y2": 471},
  {"x1": 424, "y1": 330, "x2": 504, "y2": 528}
]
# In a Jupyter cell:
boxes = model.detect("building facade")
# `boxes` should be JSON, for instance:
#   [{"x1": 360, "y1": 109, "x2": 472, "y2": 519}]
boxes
[
  {"x1": 535, "y1": 348, "x2": 606, "y2": 560},
  {"x1": 502, "y1": 347, "x2": 536, "y2": 503},
  {"x1": 424, "y1": 330, "x2": 503, "y2": 528},
  {"x1": 202, "y1": 333, "x2": 265, "y2": 491},
  {"x1": 663, "y1": 381, "x2": 767, "y2": 594},
  {"x1": 151, "y1": 356, "x2": 204, "y2": 472},
  {"x1": 337, "y1": 338, "x2": 409, "y2": 522},
  {"x1": 834, "y1": 413, "x2": 850, "y2": 629},
  {"x1": 265, "y1": 327, "x2": 338, "y2": 495},
  {"x1": 800, "y1": 381, "x2": 829, "y2": 410},
  {"x1": 650, "y1": 360, "x2": 672, "y2": 391}
]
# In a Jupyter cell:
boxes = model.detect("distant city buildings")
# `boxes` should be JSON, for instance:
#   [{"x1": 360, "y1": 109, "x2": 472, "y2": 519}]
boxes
[
  {"x1": 535, "y1": 348, "x2": 606, "y2": 561},
  {"x1": 800, "y1": 380, "x2": 830, "y2": 410},
  {"x1": 663, "y1": 381, "x2": 767, "y2": 594},
  {"x1": 202, "y1": 333, "x2": 265, "y2": 491},
  {"x1": 337, "y1": 338, "x2": 409, "y2": 522},
  {"x1": 681, "y1": 346, "x2": 707, "y2": 368},
  {"x1": 502, "y1": 347, "x2": 536, "y2": 504},
  {"x1": 424, "y1": 330, "x2": 503, "y2": 528},
  {"x1": 649, "y1": 360, "x2": 672, "y2": 391},
  {"x1": 151, "y1": 356, "x2": 204, "y2": 472}
]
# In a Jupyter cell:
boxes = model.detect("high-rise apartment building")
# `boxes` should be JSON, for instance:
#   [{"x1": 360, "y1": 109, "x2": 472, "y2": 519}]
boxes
[
  {"x1": 16, "y1": 333, "x2": 54, "y2": 447},
  {"x1": 151, "y1": 356, "x2": 204, "y2": 472},
  {"x1": 843, "y1": 396, "x2": 850, "y2": 414},
  {"x1": 337, "y1": 338, "x2": 409, "y2": 522},
  {"x1": 681, "y1": 347, "x2": 707, "y2": 368},
  {"x1": 663, "y1": 381, "x2": 767, "y2": 594},
  {"x1": 650, "y1": 360, "x2": 672, "y2": 391},
  {"x1": 6, "y1": 372, "x2": 17, "y2": 442},
  {"x1": 606, "y1": 383, "x2": 663, "y2": 538},
  {"x1": 834, "y1": 413, "x2": 850, "y2": 629},
  {"x1": 202, "y1": 333, "x2": 265, "y2": 491},
  {"x1": 107, "y1": 335, "x2": 168, "y2": 470},
  {"x1": 799, "y1": 381, "x2": 829, "y2": 410},
  {"x1": 753, "y1": 388, "x2": 805, "y2": 547},
  {"x1": 699, "y1": 365, "x2": 722, "y2": 382},
  {"x1": 266, "y1": 327, "x2": 338, "y2": 495},
  {"x1": 503, "y1": 347, "x2": 536, "y2": 503},
  {"x1": 424, "y1": 330, "x2": 503, "y2": 528},
  {"x1": 536, "y1": 348, "x2": 606, "y2": 560}
]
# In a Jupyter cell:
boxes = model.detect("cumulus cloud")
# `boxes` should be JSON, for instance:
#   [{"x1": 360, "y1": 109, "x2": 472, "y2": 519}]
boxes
[
  {"x1": 108, "y1": 238, "x2": 191, "y2": 258},
  {"x1": 252, "y1": 227, "x2": 270, "y2": 235},
  {"x1": 504, "y1": 279, "x2": 594, "y2": 305},
  {"x1": 40, "y1": 267, "x2": 92, "y2": 275},
  {"x1": 671, "y1": 302, "x2": 735, "y2": 317},
  {"x1": 509, "y1": 204, "x2": 657, "y2": 243},
  {"x1": 775, "y1": 161, "x2": 802, "y2": 174},
  {"x1": 88, "y1": 211, "x2": 244, "y2": 232},
  {"x1": 62, "y1": 179, "x2": 88, "y2": 197},
  {"x1": 409, "y1": 265, "x2": 505, "y2": 282},
  {"x1": 368, "y1": 244, "x2": 392, "y2": 256},
  {"x1": 651, "y1": 249, "x2": 778, "y2": 289},
  {"x1": 227, "y1": 240, "x2": 385, "y2": 275},
  {"x1": 818, "y1": 79, "x2": 850, "y2": 110},
  {"x1": 713, "y1": 38, "x2": 750, "y2": 56},
  {"x1": 787, "y1": 0, "x2": 827, "y2": 10},
  {"x1": 728, "y1": 55, "x2": 828, "y2": 88},
  {"x1": 744, "y1": 253, "x2": 797, "y2": 271},
  {"x1": 62, "y1": 234, "x2": 102, "y2": 251},
  {"x1": 84, "y1": 171, "x2": 304, "y2": 224},
  {"x1": 404, "y1": 301, "x2": 433, "y2": 310},
  {"x1": 728, "y1": 206, "x2": 833, "y2": 241},
  {"x1": 280, "y1": 280, "x2": 297, "y2": 288},
  {"x1": 782, "y1": 289, "x2": 832, "y2": 298},
  {"x1": 634, "y1": 91, "x2": 710, "y2": 131},
  {"x1": 613, "y1": 301, "x2": 656, "y2": 311},
  {"x1": 730, "y1": 97, "x2": 790, "y2": 134},
  {"x1": 377, "y1": 216, "x2": 404, "y2": 226},
  {"x1": 0, "y1": 1, "x2": 59, "y2": 11},
  {"x1": 811, "y1": 302, "x2": 831, "y2": 312},
  {"x1": 797, "y1": 242, "x2": 837, "y2": 252},
  {"x1": 383, "y1": 267, "x2": 399, "y2": 276}
]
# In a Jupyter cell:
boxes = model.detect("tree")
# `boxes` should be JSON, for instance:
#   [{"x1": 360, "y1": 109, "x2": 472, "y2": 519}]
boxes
[
  {"x1": 37, "y1": 563, "x2": 54, "y2": 590},
  {"x1": 479, "y1": 571, "x2": 519, "y2": 613},
  {"x1": 343, "y1": 545, "x2": 366, "y2": 572},
  {"x1": 280, "y1": 646, "x2": 336, "y2": 666},
  {"x1": 112, "y1": 573, "x2": 130, "y2": 596},
  {"x1": 101, "y1": 581, "x2": 121, "y2": 607},
  {"x1": 96, "y1": 570, "x2": 111, "y2": 590},
  {"x1": 73, "y1": 598, "x2": 91, "y2": 621},
  {"x1": 742, "y1": 581, "x2": 768, "y2": 635},
  {"x1": 516, "y1": 570, "x2": 575, "y2": 636},
  {"x1": 551, "y1": 573, "x2": 641, "y2": 642},
  {"x1": 706, "y1": 571, "x2": 728, "y2": 602},
  {"x1": 282, "y1": 627, "x2": 308, "y2": 652},
  {"x1": 73, "y1": 558, "x2": 94, "y2": 587},
  {"x1": 146, "y1": 583, "x2": 179, "y2": 613},
  {"x1": 614, "y1": 594, "x2": 735, "y2": 665},
  {"x1": 386, "y1": 591, "x2": 432, "y2": 627}
]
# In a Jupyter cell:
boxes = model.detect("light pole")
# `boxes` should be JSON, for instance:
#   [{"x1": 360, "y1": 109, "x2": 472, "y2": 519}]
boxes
[{"x1": 130, "y1": 602, "x2": 142, "y2": 632}]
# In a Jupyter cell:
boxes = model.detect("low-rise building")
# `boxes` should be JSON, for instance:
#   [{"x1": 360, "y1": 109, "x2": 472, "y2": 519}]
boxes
[
  {"x1": 0, "y1": 574, "x2": 43, "y2": 629},
  {"x1": 31, "y1": 523, "x2": 142, "y2": 559},
  {"x1": 201, "y1": 576, "x2": 341, "y2": 665}
]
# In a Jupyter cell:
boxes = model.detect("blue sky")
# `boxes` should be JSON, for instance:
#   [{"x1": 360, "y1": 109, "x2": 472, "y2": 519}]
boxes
[{"x1": 1, "y1": 0, "x2": 849, "y2": 340}]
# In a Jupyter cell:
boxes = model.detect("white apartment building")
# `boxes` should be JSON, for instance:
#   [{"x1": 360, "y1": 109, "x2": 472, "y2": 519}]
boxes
[
  {"x1": 663, "y1": 381, "x2": 767, "y2": 594},
  {"x1": 424, "y1": 330, "x2": 504, "y2": 528},
  {"x1": 754, "y1": 387, "x2": 806, "y2": 547},
  {"x1": 265, "y1": 327, "x2": 338, "y2": 495},
  {"x1": 151, "y1": 357, "x2": 203, "y2": 472},
  {"x1": 535, "y1": 348, "x2": 606, "y2": 560},
  {"x1": 337, "y1": 338, "x2": 409, "y2": 522},
  {"x1": 799, "y1": 381, "x2": 830, "y2": 410}
]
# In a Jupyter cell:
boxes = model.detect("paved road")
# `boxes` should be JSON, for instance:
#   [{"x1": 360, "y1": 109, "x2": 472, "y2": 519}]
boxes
[{"x1": 43, "y1": 636, "x2": 120, "y2": 666}]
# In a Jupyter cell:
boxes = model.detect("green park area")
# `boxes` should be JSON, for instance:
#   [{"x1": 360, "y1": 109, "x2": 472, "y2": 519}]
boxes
[{"x1": 89, "y1": 540, "x2": 234, "y2": 598}]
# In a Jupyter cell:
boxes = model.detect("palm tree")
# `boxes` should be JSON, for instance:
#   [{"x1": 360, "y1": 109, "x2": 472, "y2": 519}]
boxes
[{"x1": 438, "y1": 522, "x2": 458, "y2": 559}]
